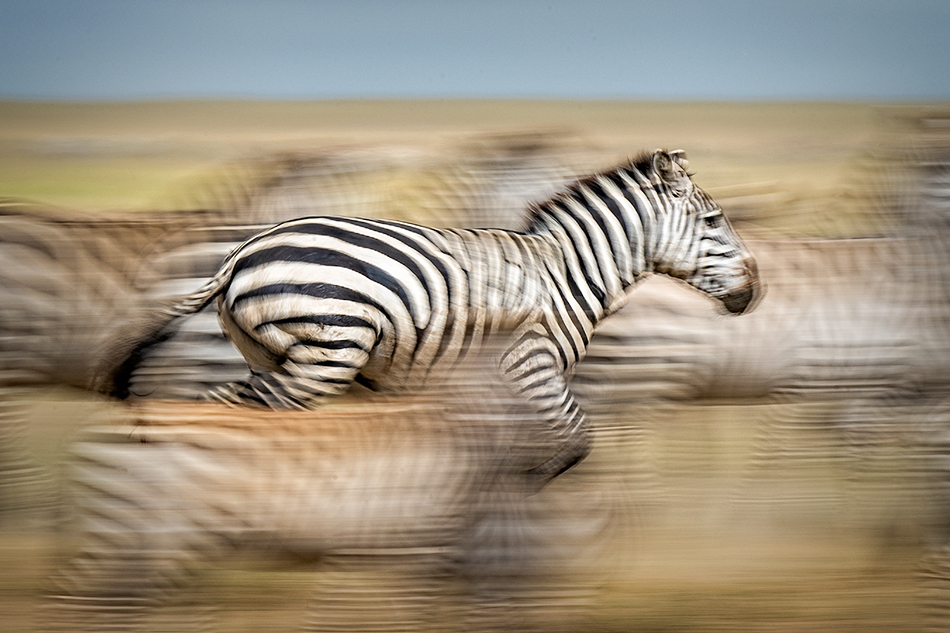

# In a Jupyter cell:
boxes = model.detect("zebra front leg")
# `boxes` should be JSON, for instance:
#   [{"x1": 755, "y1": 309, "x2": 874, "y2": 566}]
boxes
[{"x1": 501, "y1": 332, "x2": 592, "y2": 486}]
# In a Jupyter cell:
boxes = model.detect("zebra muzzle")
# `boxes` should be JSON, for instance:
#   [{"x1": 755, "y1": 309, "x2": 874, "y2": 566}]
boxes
[
  {"x1": 722, "y1": 284, "x2": 756, "y2": 314},
  {"x1": 721, "y1": 258, "x2": 762, "y2": 315}
]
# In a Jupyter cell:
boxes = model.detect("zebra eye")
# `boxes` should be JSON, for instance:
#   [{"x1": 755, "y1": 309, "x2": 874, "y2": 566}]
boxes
[{"x1": 703, "y1": 215, "x2": 720, "y2": 228}]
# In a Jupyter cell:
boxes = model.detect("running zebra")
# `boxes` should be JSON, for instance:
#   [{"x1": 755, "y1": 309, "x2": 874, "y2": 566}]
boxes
[{"x1": 99, "y1": 150, "x2": 760, "y2": 481}]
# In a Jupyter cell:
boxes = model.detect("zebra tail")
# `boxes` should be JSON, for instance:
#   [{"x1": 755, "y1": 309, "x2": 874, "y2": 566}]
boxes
[{"x1": 92, "y1": 263, "x2": 234, "y2": 400}]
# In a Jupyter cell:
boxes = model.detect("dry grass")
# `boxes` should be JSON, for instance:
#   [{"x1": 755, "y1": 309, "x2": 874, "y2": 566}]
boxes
[
  {"x1": 0, "y1": 99, "x2": 901, "y2": 220},
  {"x1": 1, "y1": 393, "x2": 935, "y2": 632}
]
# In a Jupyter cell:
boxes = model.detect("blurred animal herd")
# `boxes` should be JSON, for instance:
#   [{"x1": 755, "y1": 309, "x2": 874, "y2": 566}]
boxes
[{"x1": 1, "y1": 107, "x2": 950, "y2": 631}]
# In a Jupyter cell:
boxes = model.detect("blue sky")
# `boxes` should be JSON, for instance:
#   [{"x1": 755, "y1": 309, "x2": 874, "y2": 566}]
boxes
[{"x1": 2, "y1": 0, "x2": 948, "y2": 101}]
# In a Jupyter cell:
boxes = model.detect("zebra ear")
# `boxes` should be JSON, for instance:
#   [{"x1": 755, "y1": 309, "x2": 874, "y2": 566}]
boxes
[
  {"x1": 669, "y1": 149, "x2": 689, "y2": 172},
  {"x1": 652, "y1": 149, "x2": 678, "y2": 179},
  {"x1": 652, "y1": 149, "x2": 689, "y2": 192}
]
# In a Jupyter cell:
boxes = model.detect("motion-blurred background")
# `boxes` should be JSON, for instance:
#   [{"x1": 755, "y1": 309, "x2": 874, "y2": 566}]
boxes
[{"x1": 2, "y1": 1, "x2": 950, "y2": 631}]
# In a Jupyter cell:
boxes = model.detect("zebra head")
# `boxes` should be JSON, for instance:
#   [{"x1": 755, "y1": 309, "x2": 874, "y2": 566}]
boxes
[{"x1": 648, "y1": 149, "x2": 760, "y2": 314}]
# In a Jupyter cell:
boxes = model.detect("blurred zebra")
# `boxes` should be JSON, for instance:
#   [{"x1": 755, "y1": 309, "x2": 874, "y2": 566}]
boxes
[
  {"x1": 0, "y1": 202, "x2": 201, "y2": 520},
  {"x1": 0, "y1": 202, "x2": 199, "y2": 390},
  {"x1": 49, "y1": 366, "x2": 614, "y2": 633},
  {"x1": 99, "y1": 150, "x2": 760, "y2": 482},
  {"x1": 577, "y1": 235, "x2": 948, "y2": 408}
]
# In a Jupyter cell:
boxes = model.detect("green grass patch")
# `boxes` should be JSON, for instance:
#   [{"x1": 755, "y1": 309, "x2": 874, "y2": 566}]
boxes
[{"x1": 0, "y1": 155, "x2": 218, "y2": 212}]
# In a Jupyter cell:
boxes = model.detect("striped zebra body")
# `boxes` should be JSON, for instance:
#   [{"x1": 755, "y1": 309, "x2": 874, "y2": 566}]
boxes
[
  {"x1": 211, "y1": 220, "x2": 559, "y2": 392},
  {"x1": 102, "y1": 150, "x2": 759, "y2": 481}
]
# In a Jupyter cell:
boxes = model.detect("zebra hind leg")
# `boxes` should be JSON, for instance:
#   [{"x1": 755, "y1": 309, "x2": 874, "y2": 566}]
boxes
[
  {"x1": 205, "y1": 357, "x2": 367, "y2": 410},
  {"x1": 209, "y1": 293, "x2": 376, "y2": 409}
]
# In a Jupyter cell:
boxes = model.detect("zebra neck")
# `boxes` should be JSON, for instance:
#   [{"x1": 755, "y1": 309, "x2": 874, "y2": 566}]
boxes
[{"x1": 526, "y1": 169, "x2": 661, "y2": 318}]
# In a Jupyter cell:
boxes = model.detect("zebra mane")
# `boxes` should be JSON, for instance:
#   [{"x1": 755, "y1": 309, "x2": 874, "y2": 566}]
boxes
[{"x1": 523, "y1": 151, "x2": 659, "y2": 229}]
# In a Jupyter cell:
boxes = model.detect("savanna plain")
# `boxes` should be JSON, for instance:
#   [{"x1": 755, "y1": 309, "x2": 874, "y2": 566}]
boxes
[{"x1": 0, "y1": 100, "x2": 946, "y2": 632}]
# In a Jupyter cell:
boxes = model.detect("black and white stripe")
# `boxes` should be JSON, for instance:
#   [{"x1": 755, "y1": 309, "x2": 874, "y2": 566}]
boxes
[{"x1": 103, "y1": 149, "x2": 760, "y2": 481}]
